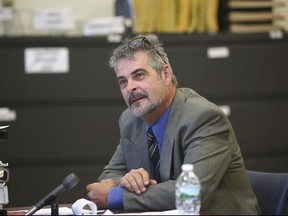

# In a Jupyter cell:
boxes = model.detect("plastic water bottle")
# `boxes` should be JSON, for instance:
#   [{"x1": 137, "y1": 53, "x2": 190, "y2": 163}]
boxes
[{"x1": 175, "y1": 164, "x2": 201, "y2": 215}]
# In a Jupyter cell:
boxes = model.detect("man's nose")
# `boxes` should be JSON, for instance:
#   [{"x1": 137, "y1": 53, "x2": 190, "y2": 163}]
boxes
[{"x1": 127, "y1": 79, "x2": 137, "y2": 92}]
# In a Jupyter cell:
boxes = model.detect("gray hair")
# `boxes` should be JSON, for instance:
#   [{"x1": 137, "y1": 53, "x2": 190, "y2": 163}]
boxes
[{"x1": 109, "y1": 34, "x2": 178, "y2": 86}]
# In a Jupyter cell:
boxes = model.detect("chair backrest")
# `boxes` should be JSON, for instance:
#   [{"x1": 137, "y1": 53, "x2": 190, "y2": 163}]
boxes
[{"x1": 247, "y1": 170, "x2": 288, "y2": 215}]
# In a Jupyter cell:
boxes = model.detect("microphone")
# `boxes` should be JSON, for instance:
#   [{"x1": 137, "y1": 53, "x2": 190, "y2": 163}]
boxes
[{"x1": 25, "y1": 173, "x2": 79, "y2": 215}]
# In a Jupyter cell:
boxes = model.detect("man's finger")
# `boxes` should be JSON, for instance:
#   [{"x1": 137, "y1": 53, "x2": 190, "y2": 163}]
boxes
[
  {"x1": 137, "y1": 168, "x2": 150, "y2": 186},
  {"x1": 120, "y1": 178, "x2": 134, "y2": 192},
  {"x1": 124, "y1": 172, "x2": 143, "y2": 194}
]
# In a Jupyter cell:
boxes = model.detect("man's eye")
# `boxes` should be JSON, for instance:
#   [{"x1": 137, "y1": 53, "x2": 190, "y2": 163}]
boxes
[
  {"x1": 118, "y1": 79, "x2": 127, "y2": 87},
  {"x1": 135, "y1": 73, "x2": 144, "y2": 79}
]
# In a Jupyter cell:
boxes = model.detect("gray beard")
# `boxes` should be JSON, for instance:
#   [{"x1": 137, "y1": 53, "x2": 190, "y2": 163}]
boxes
[{"x1": 131, "y1": 101, "x2": 158, "y2": 117}]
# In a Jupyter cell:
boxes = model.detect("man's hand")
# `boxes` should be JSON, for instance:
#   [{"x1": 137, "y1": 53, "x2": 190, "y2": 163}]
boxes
[
  {"x1": 86, "y1": 178, "x2": 117, "y2": 209},
  {"x1": 120, "y1": 168, "x2": 157, "y2": 195}
]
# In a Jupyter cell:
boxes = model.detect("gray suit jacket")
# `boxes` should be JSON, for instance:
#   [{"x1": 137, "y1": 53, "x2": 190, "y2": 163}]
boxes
[{"x1": 99, "y1": 88, "x2": 260, "y2": 215}]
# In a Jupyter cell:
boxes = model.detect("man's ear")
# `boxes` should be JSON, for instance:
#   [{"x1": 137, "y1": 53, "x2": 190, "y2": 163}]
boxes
[{"x1": 162, "y1": 65, "x2": 172, "y2": 85}]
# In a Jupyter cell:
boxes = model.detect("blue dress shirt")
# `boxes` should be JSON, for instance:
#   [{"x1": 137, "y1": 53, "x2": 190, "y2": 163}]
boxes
[{"x1": 107, "y1": 106, "x2": 172, "y2": 210}]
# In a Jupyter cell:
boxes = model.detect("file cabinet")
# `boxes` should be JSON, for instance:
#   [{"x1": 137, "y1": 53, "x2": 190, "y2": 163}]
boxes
[{"x1": 1, "y1": 33, "x2": 287, "y2": 206}]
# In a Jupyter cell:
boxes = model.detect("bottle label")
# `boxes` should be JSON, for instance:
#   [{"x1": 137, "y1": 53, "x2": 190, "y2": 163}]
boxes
[
  {"x1": 176, "y1": 185, "x2": 200, "y2": 200},
  {"x1": 176, "y1": 185, "x2": 201, "y2": 214}
]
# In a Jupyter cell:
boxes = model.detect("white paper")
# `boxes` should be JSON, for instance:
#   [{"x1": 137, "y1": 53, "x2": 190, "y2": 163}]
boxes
[
  {"x1": 72, "y1": 198, "x2": 97, "y2": 215},
  {"x1": 0, "y1": 8, "x2": 13, "y2": 21},
  {"x1": 83, "y1": 16, "x2": 125, "y2": 36},
  {"x1": 33, "y1": 207, "x2": 95, "y2": 215},
  {"x1": 207, "y1": 47, "x2": 230, "y2": 59},
  {"x1": 104, "y1": 209, "x2": 180, "y2": 215},
  {"x1": 33, "y1": 8, "x2": 74, "y2": 30},
  {"x1": 10, "y1": 207, "x2": 104, "y2": 216},
  {"x1": 33, "y1": 207, "x2": 73, "y2": 215},
  {"x1": 24, "y1": 47, "x2": 69, "y2": 74}
]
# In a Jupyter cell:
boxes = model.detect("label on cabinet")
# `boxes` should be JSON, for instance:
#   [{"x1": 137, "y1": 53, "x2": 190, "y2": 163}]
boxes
[
  {"x1": 24, "y1": 48, "x2": 69, "y2": 74},
  {"x1": 207, "y1": 47, "x2": 230, "y2": 59}
]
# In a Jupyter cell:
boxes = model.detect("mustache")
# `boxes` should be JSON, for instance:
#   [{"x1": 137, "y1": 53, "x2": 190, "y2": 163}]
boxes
[{"x1": 128, "y1": 92, "x2": 148, "y2": 105}]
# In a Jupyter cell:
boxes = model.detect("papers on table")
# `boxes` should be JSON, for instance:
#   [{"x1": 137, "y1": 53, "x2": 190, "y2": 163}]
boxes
[
  {"x1": 103, "y1": 209, "x2": 180, "y2": 215},
  {"x1": 9, "y1": 207, "x2": 179, "y2": 215}
]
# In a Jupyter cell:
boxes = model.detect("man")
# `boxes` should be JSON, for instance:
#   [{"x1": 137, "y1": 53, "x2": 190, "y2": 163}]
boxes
[{"x1": 86, "y1": 35, "x2": 260, "y2": 214}]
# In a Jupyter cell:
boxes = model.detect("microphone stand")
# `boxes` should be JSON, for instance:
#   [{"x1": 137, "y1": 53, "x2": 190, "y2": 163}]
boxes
[
  {"x1": 51, "y1": 200, "x2": 59, "y2": 216},
  {"x1": 25, "y1": 173, "x2": 79, "y2": 216}
]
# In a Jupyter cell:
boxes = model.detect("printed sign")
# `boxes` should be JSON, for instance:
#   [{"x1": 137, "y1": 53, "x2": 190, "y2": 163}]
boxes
[
  {"x1": 33, "y1": 8, "x2": 74, "y2": 30},
  {"x1": 84, "y1": 16, "x2": 125, "y2": 36},
  {"x1": 24, "y1": 48, "x2": 69, "y2": 73}
]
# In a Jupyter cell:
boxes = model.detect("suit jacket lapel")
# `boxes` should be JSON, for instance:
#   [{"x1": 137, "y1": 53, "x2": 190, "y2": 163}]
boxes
[
  {"x1": 160, "y1": 90, "x2": 185, "y2": 181},
  {"x1": 129, "y1": 122, "x2": 152, "y2": 174}
]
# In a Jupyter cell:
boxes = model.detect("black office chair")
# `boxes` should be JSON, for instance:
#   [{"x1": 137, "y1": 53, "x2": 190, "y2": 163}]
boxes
[{"x1": 247, "y1": 170, "x2": 288, "y2": 215}]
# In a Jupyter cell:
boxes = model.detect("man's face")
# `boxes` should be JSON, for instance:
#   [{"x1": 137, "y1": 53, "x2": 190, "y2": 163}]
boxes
[{"x1": 115, "y1": 52, "x2": 168, "y2": 118}]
